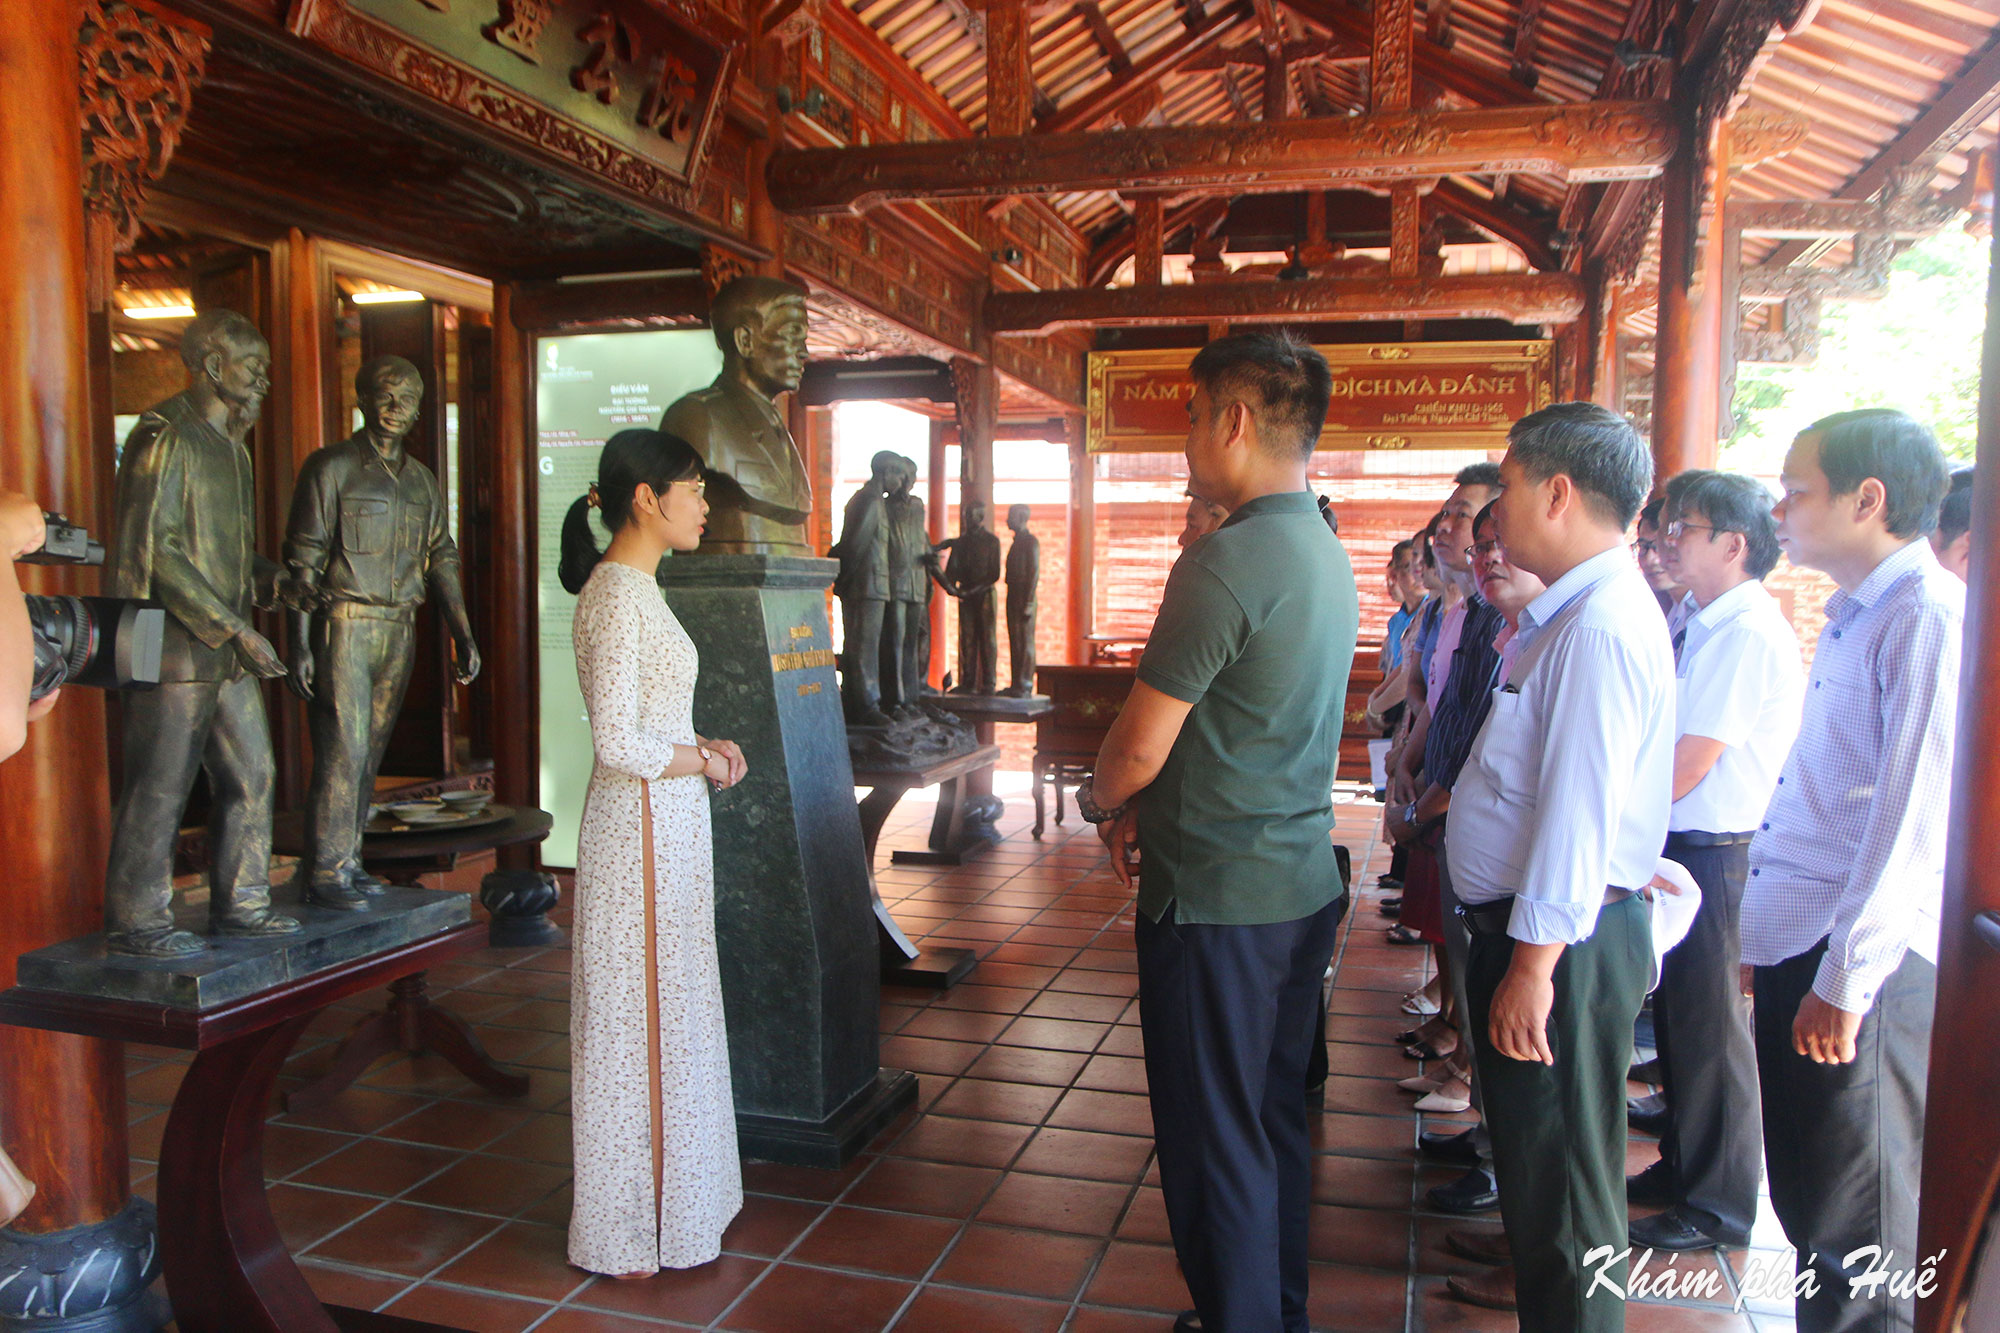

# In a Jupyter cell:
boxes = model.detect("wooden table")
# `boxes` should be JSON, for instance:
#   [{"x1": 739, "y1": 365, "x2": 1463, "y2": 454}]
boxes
[
  {"x1": 271, "y1": 805, "x2": 553, "y2": 1112},
  {"x1": 0, "y1": 923, "x2": 489, "y2": 1333},
  {"x1": 851, "y1": 743, "x2": 1001, "y2": 988}
]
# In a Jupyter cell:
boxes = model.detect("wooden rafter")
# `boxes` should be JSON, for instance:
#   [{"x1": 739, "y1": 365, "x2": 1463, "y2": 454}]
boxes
[
  {"x1": 1074, "y1": 0, "x2": 1132, "y2": 74},
  {"x1": 1036, "y1": 3, "x2": 1251, "y2": 134},
  {"x1": 766, "y1": 101, "x2": 1676, "y2": 212},
  {"x1": 985, "y1": 270, "x2": 1588, "y2": 333}
]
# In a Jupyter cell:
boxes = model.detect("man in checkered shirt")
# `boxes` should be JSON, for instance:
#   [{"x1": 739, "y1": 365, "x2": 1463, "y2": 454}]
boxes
[{"x1": 1741, "y1": 408, "x2": 1960, "y2": 1333}]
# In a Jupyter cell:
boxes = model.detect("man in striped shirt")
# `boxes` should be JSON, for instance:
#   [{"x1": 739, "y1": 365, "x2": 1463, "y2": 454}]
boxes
[{"x1": 1742, "y1": 408, "x2": 1959, "y2": 1333}]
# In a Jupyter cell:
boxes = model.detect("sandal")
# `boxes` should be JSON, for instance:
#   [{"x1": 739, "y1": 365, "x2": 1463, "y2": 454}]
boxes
[
  {"x1": 1395, "y1": 1015, "x2": 1452, "y2": 1046},
  {"x1": 1386, "y1": 925, "x2": 1423, "y2": 945},
  {"x1": 1404, "y1": 1037, "x2": 1458, "y2": 1060}
]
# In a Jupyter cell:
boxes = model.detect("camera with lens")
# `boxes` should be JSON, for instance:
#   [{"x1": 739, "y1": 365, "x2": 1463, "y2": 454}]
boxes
[{"x1": 19, "y1": 514, "x2": 165, "y2": 702}]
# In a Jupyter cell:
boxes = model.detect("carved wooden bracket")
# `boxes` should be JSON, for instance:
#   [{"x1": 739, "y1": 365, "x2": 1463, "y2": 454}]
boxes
[
  {"x1": 702, "y1": 243, "x2": 753, "y2": 295},
  {"x1": 769, "y1": 101, "x2": 1675, "y2": 212},
  {"x1": 79, "y1": 0, "x2": 211, "y2": 250},
  {"x1": 1727, "y1": 107, "x2": 1811, "y2": 171},
  {"x1": 985, "y1": 271, "x2": 1586, "y2": 334}
]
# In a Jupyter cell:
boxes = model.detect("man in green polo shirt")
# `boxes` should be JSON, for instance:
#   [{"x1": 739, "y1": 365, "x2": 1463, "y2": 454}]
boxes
[{"x1": 1080, "y1": 331, "x2": 1357, "y2": 1333}]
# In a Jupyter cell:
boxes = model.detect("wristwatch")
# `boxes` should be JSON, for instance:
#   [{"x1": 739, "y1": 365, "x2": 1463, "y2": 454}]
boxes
[
  {"x1": 1402, "y1": 801, "x2": 1420, "y2": 828},
  {"x1": 1075, "y1": 779, "x2": 1126, "y2": 824}
]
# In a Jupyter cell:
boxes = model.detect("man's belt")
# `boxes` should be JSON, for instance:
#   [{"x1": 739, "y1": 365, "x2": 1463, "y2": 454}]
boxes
[
  {"x1": 1665, "y1": 829, "x2": 1756, "y2": 848},
  {"x1": 325, "y1": 600, "x2": 418, "y2": 623},
  {"x1": 1456, "y1": 886, "x2": 1637, "y2": 937}
]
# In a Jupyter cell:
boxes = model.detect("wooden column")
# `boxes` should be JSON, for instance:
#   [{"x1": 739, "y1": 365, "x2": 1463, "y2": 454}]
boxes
[
  {"x1": 1651, "y1": 116, "x2": 1727, "y2": 478},
  {"x1": 951, "y1": 358, "x2": 997, "y2": 787},
  {"x1": 986, "y1": 0, "x2": 1032, "y2": 138},
  {"x1": 488, "y1": 283, "x2": 537, "y2": 869},
  {"x1": 927, "y1": 418, "x2": 949, "y2": 689},
  {"x1": 1065, "y1": 414, "x2": 1093, "y2": 664},
  {"x1": 1133, "y1": 196, "x2": 1164, "y2": 286},
  {"x1": 0, "y1": 0, "x2": 131, "y2": 1237},
  {"x1": 1916, "y1": 208, "x2": 2000, "y2": 1333},
  {"x1": 1371, "y1": 0, "x2": 1413, "y2": 113}
]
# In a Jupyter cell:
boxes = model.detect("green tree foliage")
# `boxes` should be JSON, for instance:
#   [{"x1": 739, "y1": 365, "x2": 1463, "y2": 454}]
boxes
[{"x1": 1724, "y1": 230, "x2": 1987, "y2": 471}]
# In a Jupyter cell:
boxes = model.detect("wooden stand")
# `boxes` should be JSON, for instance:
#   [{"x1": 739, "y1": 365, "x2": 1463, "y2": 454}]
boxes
[
  {"x1": 0, "y1": 923, "x2": 491, "y2": 1333},
  {"x1": 852, "y1": 744, "x2": 1000, "y2": 988},
  {"x1": 272, "y1": 805, "x2": 552, "y2": 1111}
]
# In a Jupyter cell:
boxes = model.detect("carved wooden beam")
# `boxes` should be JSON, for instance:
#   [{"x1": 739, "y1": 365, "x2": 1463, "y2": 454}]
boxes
[
  {"x1": 1075, "y1": 0, "x2": 1132, "y2": 74},
  {"x1": 985, "y1": 270, "x2": 1586, "y2": 333},
  {"x1": 1509, "y1": 0, "x2": 1545, "y2": 88},
  {"x1": 1038, "y1": 3, "x2": 1250, "y2": 133},
  {"x1": 80, "y1": 0, "x2": 211, "y2": 251},
  {"x1": 1372, "y1": 0, "x2": 1413, "y2": 112},
  {"x1": 986, "y1": 0, "x2": 1031, "y2": 135},
  {"x1": 769, "y1": 101, "x2": 1674, "y2": 212},
  {"x1": 1086, "y1": 196, "x2": 1231, "y2": 284},
  {"x1": 1134, "y1": 195, "x2": 1165, "y2": 284},
  {"x1": 1432, "y1": 179, "x2": 1556, "y2": 269},
  {"x1": 1389, "y1": 183, "x2": 1423, "y2": 277},
  {"x1": 1284, "y1": 0, "x2": 1537, "y2": 109}
]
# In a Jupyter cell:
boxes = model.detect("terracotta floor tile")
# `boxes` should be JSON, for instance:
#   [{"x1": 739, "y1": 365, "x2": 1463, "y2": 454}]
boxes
[
  {"x1": 1314, "y1": 1111, "x2": 1418, "y2": 1160},
  {"x1": 788, "y1": 1205, "x2": 959, "y2": 1277},
  {"x1": 982, "y1": 943, "x2": 1082, "y2": 969},
  {"x1": 127, "y1": 1113, "x2": 167, "y2": 1163},
  {"x1": 962, "y1": 1045, "x2": 1090, "y2": 1087},
  {"x1": 1074, "y1": 1054, "x2": 1151, "y2": 1095},
  {"x1": 276, "y1": 1085, "x2": 432, "y2": 1136},
  {"x1": 718, "y1": 1194, "x2": 825, "y2": 1257},
  {"x1": 877, "y1": 1035, "x2": 983, "y2": 1077},
  {"x1": 892, "y1": 1285, "x2": 1069, "y2": 1333},
  {"x1": 1023, "y1": 990, "x2": 1131, "y2": 1023},
  {"x1": 1065, "y1": 1309, "x2": 1172, "y2": 1333},
  {"x1": 375, "y1": 1100, "x2": 534, "y2": 1153},
  {"x1": 1410, "y1": 1274, "x2": 1525, "y2": 1331},
  {"x1": 403, "y1": 1155, "x2": 571, "y2": 1217},
  {"x1": 899, "y1": 1008, "x2": 1015, "y2": 1044},
  {"x1": 1083, "y1": 1240, "x2": 1188, "y2": 1311},
  {"x1": 929, "y1": 1077, "x2": 1065, "y2": 1125},
  {"x1": 295, "y1": 1137, "x2": 462, "y2": 1197},
  {"x1": 933, "y1": 984, "x2": 1041, "y2": 1015},
  {"x1": 1048, "y1": 1088, "x2": 1155, "y2": 1136},
  {"x1": 715, "y1": 1262, "x2": 913, "y2": 1333},
  {"x1": 932, "y1": 1224, "x2": 1104, "y2": 1300},
  {"x1": 573, "y1": 1255, "x2": 768, "y2": 1322},
  {"x1": 1045, "y1": 968, "x2": 1140, "y2": 998},
  {"x1": 739, "y1": 1158, "x2": 871, "y2": 1202},
  {"x1": 845, "y1": 1157, "x2": 1003, "y2": 1218},
  {"x1": 305, "y1": 1200, "x2": 501, "y2": 1277},
  {"x1": 969, "y1": 961, "x2": 1063, "y2": 989},
  {"x1": 266, "y1": 1183, "x2": 382, "y2": 1253},
  {"x1": 434, "y1": 1220, "x2": 593, "y2": 1302},
  {"x1": 535, "y1": 1308, "x2": 699, "y2": 1332},
  {"x1": 1115, "y1": 1186, "x2": 1171, "y2": 1245},
  {"x1": 381, "y1": 1283, "x2": 550, "y2": 1332},
  {"x1": 882, "y1": 1114, "x2": 1034, "y2": 1168},
  {"x1": 300, "y1": 1259, "x2": 412, "y2": 1312},
  {"x1": 1324, "y1": 1073, "x2": 1431, "y2": 1119},
  {"x1": 1014, "y1": 925, "x2": 1100, "y2": 947},
  {"x1": 978, "y1": 1171, "x2": 1132, "y2": 1235},
  {"x1": 1014, "y1": 1127, "x2": 1155, "y2": 1183},
  {"x1": 522, "y1": 1181, "x2": 574, "y2": 1228},
  {"x1": 997, "y1": 1016, "x2": 1109, "y2": 1052},
  {"x1": 1098, "y1": 1026, "x2": 1147, "y2": 1058},
  {"x1": 1311, "y1": 1154, "x2": 1418, "y2": 1210},
  {"x1": 485, "y1": 1112, "x2": 575, "y2": 1166},
  {"x1": 262, "y1": 1124, "x2": 357, "y2": 1180},
  {"x1": 1309, "y1": 1203, "x2": 1415, "y2": 1270},
  {"x1": 1306, "y1": 1262, "x2": 1412, "y2": 1330}
]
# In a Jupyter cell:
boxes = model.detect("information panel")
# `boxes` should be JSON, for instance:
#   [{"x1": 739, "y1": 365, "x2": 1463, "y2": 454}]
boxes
[
  {"x1": 1086, "y1": 341, "x2": 1554, "y2": 453},
  {"x1": 536, "y1": 330, "x2": 723, "y2": 868}
]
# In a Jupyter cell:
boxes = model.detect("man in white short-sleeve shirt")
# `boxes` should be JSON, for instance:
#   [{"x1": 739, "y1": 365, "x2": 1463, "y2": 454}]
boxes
[{"x1": 1629, "y1": 469, "x2": 1804, "y2": 1255}]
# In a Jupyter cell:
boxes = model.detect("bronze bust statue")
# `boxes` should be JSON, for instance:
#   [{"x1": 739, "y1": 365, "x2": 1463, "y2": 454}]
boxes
[
  {"x1": 103, "y1": 309, "x2": 299, "y2": 958},
  {"x1": 284, "y1": 356, "x2": 480, "y2": 910},
  {"x1": 660, "y1": 276, "x2": 813, "y2": 554}
]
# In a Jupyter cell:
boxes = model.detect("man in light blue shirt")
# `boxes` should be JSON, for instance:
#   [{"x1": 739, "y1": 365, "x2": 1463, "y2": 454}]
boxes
[
  {"x1": 1742, "y1": 408, "x2": 1957, "y2": 1333},
  {"x1": 1447, "y1": 402, "x2": 1674, "y2": 1330}
]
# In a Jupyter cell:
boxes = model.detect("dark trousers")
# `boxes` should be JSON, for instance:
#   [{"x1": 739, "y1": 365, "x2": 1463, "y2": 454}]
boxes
[
  {"x1": 1137, "y1": 894, "x2": 1346, "y2": 1333},
  {"x1": 106, "y1": 674, "x2": 277, "y2": 936},
  {"x1": 1655, "y1": 836, "x2": 1761, "y2": 1239},
  {"x1": 1468, "y1": 894, "x2": 1650, "y2": 1333},
  {"x1": 1754, "y1": 941, "x2": 1933, "y2": 1333},
  {"x1": 1436, "y1": 838, "x2": 1492, "y2": 1170},
  {"x1": 305, "y1": 615, "x2": 415, "y2": 886}
]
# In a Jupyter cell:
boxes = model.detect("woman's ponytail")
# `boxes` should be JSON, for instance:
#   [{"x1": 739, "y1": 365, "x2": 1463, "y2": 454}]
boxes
[{"x1": 558, "y1": 491, "x2": 604, "y2": 594}]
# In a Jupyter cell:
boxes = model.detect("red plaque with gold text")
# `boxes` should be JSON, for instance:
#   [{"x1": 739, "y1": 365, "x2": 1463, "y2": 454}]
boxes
[
  {"x1": 1086, "y1": 341, "x2": 1554, "y2": 452},
  {"x1": 289, "y1": 0, "x2": 736, "y2": 209}
]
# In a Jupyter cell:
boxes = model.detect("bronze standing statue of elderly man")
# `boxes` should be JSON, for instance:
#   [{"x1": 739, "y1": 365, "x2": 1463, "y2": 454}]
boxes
[
  {"x1": 284, "y1": 356, "x2": 480, "y2": 910},
  {"x1": 104, "y1": 309, "x2": 300, "y2": 958},
  {"x1": 660, "y1": 275, "x2": 813, "y2": 554}
]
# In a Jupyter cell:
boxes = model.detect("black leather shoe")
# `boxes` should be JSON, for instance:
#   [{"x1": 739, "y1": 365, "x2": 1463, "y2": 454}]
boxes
[
  {"x1": 1426, "y1": 1167, "x2": 1499, "y2": 1214},
  {"x1": 1626, "y1": 1160, "x2": 1677, "y2": 1206},
  {"x1": 1173, "y1": 1311, "x2": 1203, "y2": 1333},
  {"x1": 1418, "y1": 1126, "x2": 1481, "y2": 1166},
  {"x1": 1629, "y1": 1057, "x2": 1662, "y2": 1084},
  {"x1": 1628, "y1": 1092, "x2": 1670, "y2": 1136},
  {"x1": 1629, "y1": 1205, "x2": 1751, "y2": 1251}
]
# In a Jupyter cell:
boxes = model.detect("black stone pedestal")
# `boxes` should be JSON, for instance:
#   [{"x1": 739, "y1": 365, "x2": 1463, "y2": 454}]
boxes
[
  {"x1": 0, "y1": 1198, "x2": 167, "y2": 1333},
  {"x1": 660, "y1": 555, "x2": 909, "y2": 1167}
]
